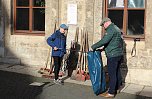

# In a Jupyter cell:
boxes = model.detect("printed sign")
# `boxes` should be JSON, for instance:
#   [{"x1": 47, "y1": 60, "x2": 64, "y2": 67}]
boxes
[{"x1": 67, "y1": 4, "x2": 77, "y2": 24}]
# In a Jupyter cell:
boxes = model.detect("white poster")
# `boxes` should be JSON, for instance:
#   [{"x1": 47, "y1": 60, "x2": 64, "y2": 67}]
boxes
[
  {"x1": 67, "y1": 4, "x2": 77, "y2": 24},
  {"x1": 116, "y1": 0, "x2": 124, "y2": 7},
  {"x1": 109, "y1": 0, "x2": 124, "y2": 7}
]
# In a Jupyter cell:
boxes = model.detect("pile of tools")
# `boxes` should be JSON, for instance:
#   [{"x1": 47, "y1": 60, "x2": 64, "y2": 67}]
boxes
[{"x1": 70, "y1": 28, "x2": 90, "y2": 81}]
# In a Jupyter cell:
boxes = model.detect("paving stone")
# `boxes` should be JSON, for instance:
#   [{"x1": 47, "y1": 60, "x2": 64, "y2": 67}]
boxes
[
  {"x1": 140, "y1": 86, "x2": 152, "y2": 97},
  {"x1": 123, "y1": 84, "x2": 144, "y2": 95},
  {"x1": 4, "y1": 65, "x2": 26, "y2": 71},
  {"x1": 0, "y1": 64, "x2": 10, "y2": 69},
  {"x1": 17, "y1": 67, "x2": 42, "y2": 77},
  {"x1": 64, "y1": 78, "x2": 92, "y2": 86},
  {"x1": 120, "y1": 83, "x2": 130, "y2": 92}
]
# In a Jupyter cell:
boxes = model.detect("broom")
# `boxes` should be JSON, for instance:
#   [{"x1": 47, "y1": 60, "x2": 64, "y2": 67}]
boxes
[{"x1": 38, "y1": 21, "x2": 57, "y2": 75}]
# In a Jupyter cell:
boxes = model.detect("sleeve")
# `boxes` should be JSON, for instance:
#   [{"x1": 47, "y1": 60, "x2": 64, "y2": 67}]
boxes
[
  {"x1": 91, "y1": 32, "x2": 114, "y2": 50},
  {"x1": 47, "y1": 33, "x2": 56, "y2": 48}
]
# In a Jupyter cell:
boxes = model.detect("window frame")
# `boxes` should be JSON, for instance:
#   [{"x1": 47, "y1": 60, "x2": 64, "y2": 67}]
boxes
[
  {"x1": 104, "y1": 0, "x2": 146, "y2": 39},
  {"x1": 13, "y1": 0, "x2": 45, "y2": 36}
]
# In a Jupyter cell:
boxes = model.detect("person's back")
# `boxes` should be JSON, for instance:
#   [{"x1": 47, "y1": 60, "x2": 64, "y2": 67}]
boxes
[{"x1": 104, "y1": 23, "x2": 123, "y2": 58}]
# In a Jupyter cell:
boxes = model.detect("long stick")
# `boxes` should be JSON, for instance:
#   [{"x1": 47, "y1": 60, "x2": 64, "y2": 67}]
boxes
[
  {"x1": 85, "y1": 30, "x2": 89, "y2": 72},
  {"x1": 81, "y1": 28, "x2": 86, "y2": 71},
  {"x1": 49, "y1": 21, "x2": 57, "y2": 74},
  {"x1": 76, "y1": 29, "x2": 83, "y2": 72}
]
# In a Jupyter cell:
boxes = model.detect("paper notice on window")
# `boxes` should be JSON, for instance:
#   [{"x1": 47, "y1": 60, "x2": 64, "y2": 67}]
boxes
[
  {"x1": 67, "y1": 4, "x2": 77, "y2": 25},
  {"x1": 116, "y1": 0, "x2": 124, "y2": 7},
  {"x1": 109, "y1": 0, "x2": 124, "y2": 7}
]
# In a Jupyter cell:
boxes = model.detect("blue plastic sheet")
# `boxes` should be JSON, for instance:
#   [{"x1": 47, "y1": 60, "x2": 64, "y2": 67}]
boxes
[{"x1": 87, "y1": 51, "x2": 106, "y2": 95}]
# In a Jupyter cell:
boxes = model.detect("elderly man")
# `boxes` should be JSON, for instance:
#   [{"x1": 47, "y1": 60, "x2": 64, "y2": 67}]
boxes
[{"x1": 91, "y1": 17, "x2": 123, "y2": 98}]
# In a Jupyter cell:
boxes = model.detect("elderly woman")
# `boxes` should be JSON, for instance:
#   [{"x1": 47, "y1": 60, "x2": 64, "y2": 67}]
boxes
[{"x1": 47, "y1": 24, "x2": 68, "y2": 85}]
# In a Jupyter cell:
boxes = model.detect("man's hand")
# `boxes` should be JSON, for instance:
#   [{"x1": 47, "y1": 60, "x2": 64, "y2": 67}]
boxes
[
  {"x1": 53, "y1": 46, "x2": 58, "y2": 51},
  {"x1": 96, "y1": 46, "x2": 104, "y2": 51},
  {"x1": 90, "y1": 47, "x2": 94, "y2": 51}
]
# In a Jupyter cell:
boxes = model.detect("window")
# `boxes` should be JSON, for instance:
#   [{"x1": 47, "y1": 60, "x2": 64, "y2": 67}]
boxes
[
  {"x1": 14, "y1": 0, "x2": 45, "y2": 35},
  {"x1": 0, "y1": 1, "x2": 3, "y2": 40},
  {"x1": 104, "y1": 0, "x2": 146, "y2": 39}
]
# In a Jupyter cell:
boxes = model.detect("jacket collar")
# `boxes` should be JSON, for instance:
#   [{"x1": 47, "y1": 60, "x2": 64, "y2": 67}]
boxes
[{"x1": 105, "y1": 23, "x2": 114, "y2": 30}]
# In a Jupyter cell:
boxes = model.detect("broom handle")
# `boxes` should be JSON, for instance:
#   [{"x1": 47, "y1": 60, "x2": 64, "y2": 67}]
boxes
[
  {"x1": 76, "y1": 29, "x2": 83, "y2": 72},
  {"x1": 45, "y1": 21, "x2": 57, "y2": 69}
]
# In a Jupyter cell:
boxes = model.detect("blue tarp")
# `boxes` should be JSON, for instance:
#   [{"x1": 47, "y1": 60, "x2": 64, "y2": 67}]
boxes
[{"x1": 87, "y1": 51, "x2": 106, "y2": 95}]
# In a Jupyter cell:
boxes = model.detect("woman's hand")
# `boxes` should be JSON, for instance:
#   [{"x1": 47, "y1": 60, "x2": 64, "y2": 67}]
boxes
[{"x1": 53, "y1": 46, "x2": 58, "y2": 51}]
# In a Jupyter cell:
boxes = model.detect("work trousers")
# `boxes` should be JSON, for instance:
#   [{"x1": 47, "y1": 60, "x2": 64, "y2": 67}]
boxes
[
  {"x1": 107, "y1": 55, "x2": 123, "y2": 94},
  {"x1": 53, "y1": 56, "x2": 63, "y2": 80}
]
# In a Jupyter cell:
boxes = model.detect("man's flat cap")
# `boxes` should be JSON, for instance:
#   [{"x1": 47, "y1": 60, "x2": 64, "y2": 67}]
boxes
[{"x1": 100, "y1": 17, "x2": 111, "y2": 26}]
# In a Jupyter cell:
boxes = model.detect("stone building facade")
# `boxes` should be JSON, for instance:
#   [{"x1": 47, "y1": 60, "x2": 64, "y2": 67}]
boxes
[{"x1": 0, "y1": 0, "x2": 152, "y2": 86}]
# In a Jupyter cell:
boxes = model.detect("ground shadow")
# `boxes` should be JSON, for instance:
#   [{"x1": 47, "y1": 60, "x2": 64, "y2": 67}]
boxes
[
  {"x1": 67, "y1": 42, "x2": 80, "y2": 77},
  {"x1": 136, "y1": 91, "x2": 152, "y2": 99},
  {"x1": 0, "y1": 70, "x2": 53, "y2": 99},
  {"x1": 121, "y1": 40, "x2": 128, "y2": 86}
]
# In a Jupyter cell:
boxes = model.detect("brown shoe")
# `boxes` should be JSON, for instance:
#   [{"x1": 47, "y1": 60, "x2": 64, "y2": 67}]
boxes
[
  {"x1": 99, "y1": 92, "x2": 107, "y2": 97},
  {"x1": 104, "y1": 93, "x2": 114, "y2": 98}
]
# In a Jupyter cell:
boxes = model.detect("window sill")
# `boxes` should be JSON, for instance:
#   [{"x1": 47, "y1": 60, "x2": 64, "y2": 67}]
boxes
[
  {"x1": 13, "y1": 31, "x2": 45, "y2": 36},
  {"x1": 13, "y1": 33, "x2": 45, "y2": 36},
  {"x1": 123, "y1": 35, "x2": 145, "y2": 41}
]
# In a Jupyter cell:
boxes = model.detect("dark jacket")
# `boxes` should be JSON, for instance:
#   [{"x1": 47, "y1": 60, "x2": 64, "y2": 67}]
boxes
[
  {"x1": 91, "y1": 23, "x2": 123, "y2": 58},
  {"x1": 47, "y1": 30, "x2": 66, "y2": 57}
]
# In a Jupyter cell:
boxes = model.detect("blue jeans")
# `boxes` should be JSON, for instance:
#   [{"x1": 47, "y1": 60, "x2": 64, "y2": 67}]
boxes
[{"x1": 107, "y1": 55, "x2": 123, "y2": 94}]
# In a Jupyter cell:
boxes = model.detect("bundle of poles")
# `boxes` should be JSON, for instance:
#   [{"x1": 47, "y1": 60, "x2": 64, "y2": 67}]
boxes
[
  {"x1": 77, "y1": 28, "x2": 89, "y2": 73},
  {"x1": 70, "y1": 27, "x2": 90, "y2": 81}
]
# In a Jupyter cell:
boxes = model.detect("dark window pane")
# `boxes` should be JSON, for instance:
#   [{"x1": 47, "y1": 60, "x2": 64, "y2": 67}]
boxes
[
  {"x1": 16, "y1": 0, "x2": 29, "y2": 6},
  {"x1": 16, "y1": 8, "x2": 29, "y2": 30},
  {"x1": 108, "y1": 10, "x2": 123, "y2": 30},
  {"x1": 33, "y1": 0, "x2": 45, "y2": 7},
  {"x1": 0, "y1": 3, "x2": 1, "y2": 25},
  {"x1": 32, "y1": 8, "x2": 45, "y2": 31},
  {"x1": 127, "y1": 10, "x2": 144, "y2": 35},
  {"x1": 128, "y1": 0, "x2": 145, "y2": 8},
  {"x1": 108, "y1": 0, "x2": 124, "y2": 8},
  {"x1": 0, "y1": 2, "x2": 3, "y2": 41}
]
